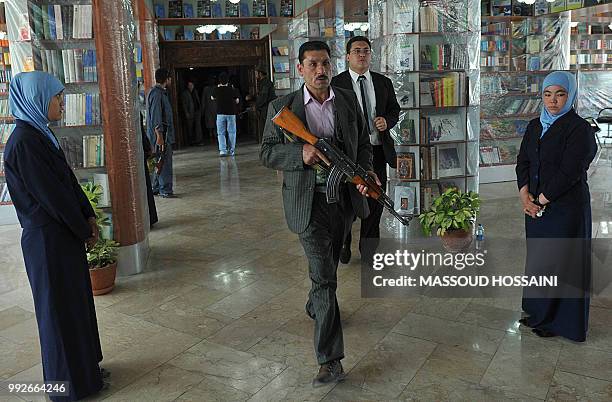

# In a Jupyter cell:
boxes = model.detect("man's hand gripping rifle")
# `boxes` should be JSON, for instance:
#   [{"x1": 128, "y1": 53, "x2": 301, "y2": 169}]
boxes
[{"x1": 271, "y1": 105, "x2": 412, "y2": 226}]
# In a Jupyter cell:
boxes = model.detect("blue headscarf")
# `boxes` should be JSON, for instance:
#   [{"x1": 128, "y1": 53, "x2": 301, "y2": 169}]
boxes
[
  {"x1": 9, "y1": 71, "x2": 65, "y2": 149},
  {"x1": 539, "y1": 71, "x2": 577, "y2": 138}
]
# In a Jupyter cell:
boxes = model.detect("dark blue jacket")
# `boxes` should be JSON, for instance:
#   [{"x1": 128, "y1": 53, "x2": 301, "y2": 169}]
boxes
[
  {"x1": 3, "y1": 120, "x2": 95, "y2": 241},
  {"x1": 146, "y1": 84, "x2": 175, "y2": 145}
]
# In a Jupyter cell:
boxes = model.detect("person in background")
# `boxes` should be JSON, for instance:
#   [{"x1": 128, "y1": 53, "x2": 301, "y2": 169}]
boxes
[
  {"x1": 180, "y1": 80, "x2": 203, "y2": 146},
  {"x1": 201, "y1": 76, "x2": 218, "y2": 143},
  {"x1": 516, "y1": 71, "x2": 597, "y2": 341},
  {"x1": 331, "y1": 35, "x2": 400, "y2": 264},
  {"x1": 147, "y1": 68, "x2": 176, "y2": 198},
  {"x1": 211, "y1": 72, "x2": 240, "y2": 156},
  {"x1": 3, "y1": 71, "x2": 107, "y2": 401},
  {"x1": 246, "y1": 67, "x2": 276, "y2": 143},
  {"x1": 140, "y1": 111, "x2": 158, "y2": 228}
]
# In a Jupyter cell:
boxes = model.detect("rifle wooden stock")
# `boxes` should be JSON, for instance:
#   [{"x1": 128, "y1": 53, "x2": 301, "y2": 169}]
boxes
[{"x1": 272, "y1": 106, "x2": 319, "y2": 146}]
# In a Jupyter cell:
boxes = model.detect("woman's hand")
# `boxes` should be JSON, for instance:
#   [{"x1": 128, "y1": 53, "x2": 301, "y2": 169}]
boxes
[
  {"x1": 86, "y1": 217, "x2": 99, "y2": 251},
  {"x1": 538, "y1": 193, "x2": 550, "y2": 206},
  {"x1": 520, "y1": 186, "x2": 541, "y2": 218}
]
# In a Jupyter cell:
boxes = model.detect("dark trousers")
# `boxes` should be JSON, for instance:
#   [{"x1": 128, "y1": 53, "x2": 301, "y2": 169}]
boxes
[
  {"x1": 344, "y1": 145, "x2": 387, "y2": 258},
  {"x1": 299, "y1": 192, "x2": 352, "y2": 364},
  {"x1": 257, "y1": 108, "x2": 267, "y2": 143}
]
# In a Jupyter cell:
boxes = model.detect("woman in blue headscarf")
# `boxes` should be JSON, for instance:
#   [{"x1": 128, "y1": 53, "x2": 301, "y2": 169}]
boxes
[
  {"x1": 516, "y1": 71, "x2": 597, "y2": 341},
  {"x1": 3, "y1": 71, "x2": 106, "y2": 400}
]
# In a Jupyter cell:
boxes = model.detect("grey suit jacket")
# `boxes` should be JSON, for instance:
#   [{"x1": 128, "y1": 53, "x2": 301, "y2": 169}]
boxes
[{"x1": 260, "y1": 85, "x2": 373, "y2": 234}]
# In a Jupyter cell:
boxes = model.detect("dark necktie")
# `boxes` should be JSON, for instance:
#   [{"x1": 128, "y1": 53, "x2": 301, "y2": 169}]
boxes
[{"x1": 357, "y1": 75, "x2": 371, "y2": 133}]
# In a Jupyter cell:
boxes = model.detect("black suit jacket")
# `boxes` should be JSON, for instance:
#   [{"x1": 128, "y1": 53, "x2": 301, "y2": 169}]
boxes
[
  {"x1": 331, "y1": 70, "x2": 400, "y2": 168},
  {"x1": 516, "y1": 110, "x2": 597, "y2": 205}
]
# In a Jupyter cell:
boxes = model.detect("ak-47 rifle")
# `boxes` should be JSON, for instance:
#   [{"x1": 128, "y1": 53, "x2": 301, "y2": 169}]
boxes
[{"x1": 272, "y1": 105, "x2": 412, "y2": 226}]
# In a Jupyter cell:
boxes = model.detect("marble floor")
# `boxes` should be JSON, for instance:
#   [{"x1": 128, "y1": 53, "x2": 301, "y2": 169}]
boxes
[{"x1": 1, "y1": 142, "x2": 611, "y2": 401}]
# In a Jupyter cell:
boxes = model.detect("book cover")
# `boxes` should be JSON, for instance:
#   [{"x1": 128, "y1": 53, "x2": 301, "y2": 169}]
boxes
[
  {"x1": 183, "y1": 4, "x2": 194, "y2": 17},
  {"x1": 394, "y1": 186, "x2": 416, "y2": 214},
  {"x1": 240, "y1": 3, "x2": 250, "y2": 16},
  {"x1": 155, "y1": 3, "x2": 166, "y2": 18},
  {"x1": 397, "y1": 152, "x2": 416, "y2": 179},
  {"x1": 437, "y1": 144, "x2": 463, "y2": 177}
]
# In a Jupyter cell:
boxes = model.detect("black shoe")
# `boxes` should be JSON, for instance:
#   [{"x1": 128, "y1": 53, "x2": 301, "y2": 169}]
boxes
[
  {"x1": 312, "y1": 360, "x2": 346, "y2": 387},
  {"x1": 160, "y1": 193, "x2": 177, "y2": 199},
  {"x1": 100, "y1": 367, "x2": 111, "y2": 379},
  {"x1": 518, "y1": 318, "x2": 532, "y2": 328},
  {"x1": 305, "y1": 301, "x2": 315, "y2": 320},
  {"x1": 339, "y1": 244, "x2": 351, "y2": 264},
  {"x1": 532, "y1": 328, "x2": 556, "y2": 338},
  {"x1": 153, "y1": 191, "x2": 159, "y2": 196}
]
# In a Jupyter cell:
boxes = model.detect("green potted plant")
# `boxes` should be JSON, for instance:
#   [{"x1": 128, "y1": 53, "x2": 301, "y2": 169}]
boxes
[
  {"x1": 418, "y1": 187, "x2": 480, "y2": 252},
  {"x1": 81, "y1": 182, "x2": 119, "y2": 295}
]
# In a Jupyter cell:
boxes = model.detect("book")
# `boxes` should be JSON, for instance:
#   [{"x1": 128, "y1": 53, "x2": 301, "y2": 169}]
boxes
[
  {"x1": 197, "y1": 0, "x2": 212, "y2": 17},
  {"x1": 479, "y1": 146, "x2": 502, "y2": 165},
  {"x1": 437, "y1": 144, "x2": 463, "y2": 177},
  {"x1": 155, "y1": 3, "x2": 166, "y2": 18},
  {"x1": 396, "y1": 81, "x2": 415, "y2": 108},
  {"x1": 398, "y1": 43, "x2": 414, "y2": 71},
  {"x1": 240, "y1": 3, "x2": 250, "y2": 16},
  {"x1": 183, "y1": 3, "x2": 194, "y2": 17},
  {"x1": 397, "y1": 152, "x2": 416, "y2": 180},
  {"x1": 394, "y1": 186, "x2": 416, "y2": 214},
  {"x1": 425, "y1": 114, "x2": 463, "y2": 143},
  {"x1": 391, "y1": 115, "x2": 416, "y2": 145},
  {"x1": 93, "y1": 173, "x2": 110, "y2": 207},
  {"x1": 392, "y1": 4, "x2": 414, "y2": 34},
  {"x1": 168, "y1": 1, "x2": 183, "y2": 17}
]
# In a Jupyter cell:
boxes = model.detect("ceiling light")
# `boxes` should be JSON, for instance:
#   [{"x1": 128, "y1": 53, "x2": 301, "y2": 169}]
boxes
[
  {"x1": 229, "y1": 0, "x2": 240, "y2": 3},
  {"x1": 546, "y1": 0, "x2": 555, "y2": 2},
  {"x1": 360, "y1": 23, "x2": 370, "y2": 31},
  {"x1": 570, "y1": 21, "x2": 579, "y2": 28},
  {"x1": 344, "y1": 23, "x2": 356, "y2": 31},
  {"x1": 217, "y1": 26, "x2": 228, "y2": 35}
]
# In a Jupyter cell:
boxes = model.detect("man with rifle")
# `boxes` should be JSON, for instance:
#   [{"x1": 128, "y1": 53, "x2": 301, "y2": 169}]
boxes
[
  {"x1": 146, "y1": 68, "x2": 176, "y2": 198},
  {"x1": 260, "y1": 40, "x2": 377, "y2": 387}
]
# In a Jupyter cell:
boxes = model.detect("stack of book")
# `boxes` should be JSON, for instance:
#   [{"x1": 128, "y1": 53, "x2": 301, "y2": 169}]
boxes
[
  {"x1": 420, "y1": 44, "x2": 468, "y2": 70},
  {"x1": 59, "y1": 93, "x2": 101, "y2": 126},
  {"x1": 30, "y1": 4, "x2": 93, "y2": 39},
  {"x1": 419, "y1": 73, "x2": 465, "y2": 107},
  {"x1": 40, "y1": 49, "x2": 97, "y2": 83}
]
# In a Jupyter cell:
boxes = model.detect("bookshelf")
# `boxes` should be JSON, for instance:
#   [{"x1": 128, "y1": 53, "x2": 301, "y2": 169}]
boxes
[
  {"x1": 3, "y1": 0, "x2": 111, "y2": 226},
  {"x1": 570, "y1": 22, "x2": 612, "y2": 70},
  {"x1": 479, "y1": 12, "x2": 570, "y2": 183},
  {"x1": 0, "y1": 4, "x2": 15, "y2": 223},
  {"x1": 369, "y1": 0, "x2": 480, "y2": 223},
  {"x1": 271, "y1": 37, "x2": 290, "y2": 95},
  {"x1": 153, "y1": 0, "x2": 293, "y2": 41},
  {"x1": 287, "y1": 2, "x2": 345, "y2": 92}
]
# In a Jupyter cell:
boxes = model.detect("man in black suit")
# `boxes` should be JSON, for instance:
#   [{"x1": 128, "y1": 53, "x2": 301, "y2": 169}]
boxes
[{"x1": 331, "y1": 35, "x2": 400, "y2": 263}]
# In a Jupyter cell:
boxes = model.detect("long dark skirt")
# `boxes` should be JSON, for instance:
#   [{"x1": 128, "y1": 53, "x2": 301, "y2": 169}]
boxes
[
  {"x1": 21, "y1": 222, "x2": 103, "y2": 401},
  {"x1": 522, "y1": 199, "x2": 592, "y2": 342}
]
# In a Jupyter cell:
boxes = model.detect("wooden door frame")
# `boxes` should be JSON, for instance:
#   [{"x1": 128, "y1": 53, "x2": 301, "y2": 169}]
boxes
[{"x1": 159, "y1": 39, "x2": 270, "y2": 148}]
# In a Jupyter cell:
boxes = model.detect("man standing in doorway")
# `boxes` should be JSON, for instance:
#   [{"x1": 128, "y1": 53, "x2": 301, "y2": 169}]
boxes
[
  {"x1": 211, "y1": 72, "x2": 240, "y2": 156},
  {"x1": 201, "y1": 77, "x2": 218, "y2": 143},
  {"x1": 246, "y1": 67, "x2": 276, "y2": 143},
  {"x1": 147, "y1": 68, "x2": 177, "y2": 198},
  {"x1": 331, "y1": 35, "x2": 400, "y2": 263},
  {"x1": 180, "y1": 80, "x2": 203, "y2": 145},
  {"x1": 261, "y1": 41, "x2": 376, "y2": 387}
]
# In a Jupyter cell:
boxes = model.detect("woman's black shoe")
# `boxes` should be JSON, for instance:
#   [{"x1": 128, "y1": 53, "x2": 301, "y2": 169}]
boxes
[
  {"x1": 532, "y1": 328, "x2": 556, "y2": 338},
  {"x1": 518, "y1": 318, "x2": 531, "y2": 327}
]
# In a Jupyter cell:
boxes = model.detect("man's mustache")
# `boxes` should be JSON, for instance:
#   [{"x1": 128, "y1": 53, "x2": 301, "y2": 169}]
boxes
[{"x1": 315, "y1": 75, "x2": 329, "y2": 80}]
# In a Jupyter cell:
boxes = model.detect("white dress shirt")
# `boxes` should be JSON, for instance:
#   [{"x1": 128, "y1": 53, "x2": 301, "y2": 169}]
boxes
[{"x1": 348, "y1": 69, "x2": 381, "y2": 146}]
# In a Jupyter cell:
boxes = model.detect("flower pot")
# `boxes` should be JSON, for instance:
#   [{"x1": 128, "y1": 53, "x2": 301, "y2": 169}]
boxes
[
  {"x1": 89, "y1": 262, "x2": 117, "y2": 296},
  {"x1": 440, "y1": 228, "x2": 473, "y2": 252}
]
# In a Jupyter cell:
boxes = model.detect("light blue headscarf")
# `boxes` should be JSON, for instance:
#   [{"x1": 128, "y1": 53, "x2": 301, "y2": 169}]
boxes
[
  {"x1": 9, "y1": 71, "x2": 65, "y2": 149},
  {"x1": 539, "y1": 71, "x2": 577, "y2": 138}
]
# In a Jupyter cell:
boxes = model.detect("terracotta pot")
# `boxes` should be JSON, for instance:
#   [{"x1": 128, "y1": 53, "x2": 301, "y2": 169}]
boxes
[
  {"x1": 440, "y1": 228, "x2": 473, "y2": 252},
  {"x1": 89, "y1": 262, "x2": 117, "y2": 296}
]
